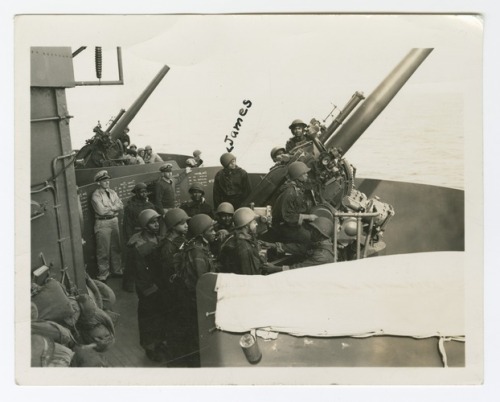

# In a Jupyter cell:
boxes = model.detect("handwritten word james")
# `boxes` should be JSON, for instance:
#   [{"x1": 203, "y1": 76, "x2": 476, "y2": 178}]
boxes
[{"x1": 224, "y1": 99, "x2": 252, "y2": 152}]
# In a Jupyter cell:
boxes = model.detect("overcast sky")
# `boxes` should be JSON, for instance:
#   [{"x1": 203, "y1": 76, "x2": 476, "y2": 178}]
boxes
[{"x1": 17, "y1": 14, "x2": 481, "y2": 188}]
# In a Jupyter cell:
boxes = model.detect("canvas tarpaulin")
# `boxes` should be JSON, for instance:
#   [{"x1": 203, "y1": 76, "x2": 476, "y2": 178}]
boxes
[{"x1": 214, "y1": 252, "x2": 464, "y2": 339}]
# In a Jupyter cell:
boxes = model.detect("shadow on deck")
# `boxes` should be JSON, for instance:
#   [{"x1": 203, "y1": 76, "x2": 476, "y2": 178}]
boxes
[{"x1": 103, "y1": 277, "x2": 166, "y2": 368}]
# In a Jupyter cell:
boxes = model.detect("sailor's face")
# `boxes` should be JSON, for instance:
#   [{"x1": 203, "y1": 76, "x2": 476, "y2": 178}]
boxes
[
  {"x1": 248, "y1": 219, "x2": 258, "y2": 234},
  {"x1": 203, "y1": 226, "x2": 216, "y2": 243},
  {"x1": 98, "y1": 179, "x2": 110, "y2": 189},
  {"x1": 297, "y1": 172, "x2": 309, "y2": 183},
  {"x1": 228, "y1": 159, "x2": 237, "y2": 170},
  {"x1": 147, "y1": 218, "x2": 160, "y2": 234},
  {"x1": 292, "y1": 125, "x2": 305, "y2": 137},
  {"x1": 163, "y1": 170, "x2": 173, "y2": 179},
  {"x1": 191, "y1": 191, "x2": 203, "y2": 201},
  {"x1": 174, "y1": 221, "x2": 188, "y2": 235},
  {"x1": 219, "y1": 213, "x2": 233, "y2": 226},
  {"x1": 145, "y1": 148, "x2": 152, "y2": 155},
  {"x1": 138, "y1": 189, "x2": 148, "y2": 200}
]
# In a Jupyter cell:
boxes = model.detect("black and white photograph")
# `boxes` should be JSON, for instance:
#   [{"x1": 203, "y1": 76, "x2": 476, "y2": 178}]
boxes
[{"x1": 11, "y1": 9, "x2": 491, "y2": 393}]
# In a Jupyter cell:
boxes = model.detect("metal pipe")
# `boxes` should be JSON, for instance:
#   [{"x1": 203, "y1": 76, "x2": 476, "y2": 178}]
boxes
[
  {"x1": 334, "y1": 211, "x2": 380, "y2": 218},
  {"x1": 74, "y1": 80, "x2": 125, "y2": 86},
  {"x1": 31, "y1": 115, "x2": 73, "y2": 123},
  {"x1": 333, "y1": 216, "x2": 338, "y2": 263},
  {"x1": 362, "y1": 218, "x2": 375, "y2": 258},
  {"x1": 356, "y1": 217, "x2": 362, "y2": 259},
  {"x1": 72, "y1": 46, "x2": 87, "y2": 58},
  {"x1": 109, "y1": 64, "x2": 170, "y2": 141},
  {"x1": 116, "y1": 47, "x2": 124, "y2": 82},
  {"x1": 49, "y1": 152, "x2": 78, "y2": 273},
  {"x1": 325, "y1": 48, "x2": 433, "y2": 154}
]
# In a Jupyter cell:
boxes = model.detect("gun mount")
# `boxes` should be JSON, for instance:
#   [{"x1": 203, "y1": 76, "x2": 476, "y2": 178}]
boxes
[
  {"x1": 247, "y1": 48, "x2": 433, "y2": 260},
  {"x1": 75, "y1": 65, "x2": 170, "y2": 168}
]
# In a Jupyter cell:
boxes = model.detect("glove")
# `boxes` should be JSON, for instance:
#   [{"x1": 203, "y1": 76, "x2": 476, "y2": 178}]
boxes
[
  {"x1": 216, "y1": 229, "x2": 230, "y2": 242},
  {"x1": 262, "y1": 263, "x2": 283, "y2": 274},
  {"x1": 298, "y1": 214, "x2": 318, "y2": 225},
  {"x1": 258, "y1": 241, "x2": 276, "y2": 249}
]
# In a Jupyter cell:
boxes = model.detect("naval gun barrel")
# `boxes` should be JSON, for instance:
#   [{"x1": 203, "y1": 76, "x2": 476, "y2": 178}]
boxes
[
  {"x1": 318, "y1": 91, "x2": 365, "y2": 144},
  {"x1": 109, "y1": 65, "x2": 170, "y2": 141},
  {"x1": 324, "y1": 48, "x2": 433, "y2": 154},
  {"x1": 104, "y1": 108, "x2": 126, "y2": 134}
]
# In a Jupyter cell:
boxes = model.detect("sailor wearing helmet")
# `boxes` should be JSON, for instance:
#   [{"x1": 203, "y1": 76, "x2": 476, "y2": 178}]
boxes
[
  {"x1": 219, "y1": 207, "x2": 269, "y2": 276},
  {"x1": 272, "y1": 161, "x2": 317, "y2": 244},
  {"x1": 122, "y1": 182, "x2": 161, "y2": 292},
  {"x1": 90, "y1": 170, "x2": 124, "y2": 282},
  {"x1": 185, "y1": 149, "x2": 204, "y2": 168},
  {"x1": 262, "y1": 217, "x2": 336, "y2": 273},
  {"x1": 180, "y1": 183, "x2": 214, "y2": 218},
  {"x1": 127, "y1": 209, "x2": 167, "y2": 362},
  {"x1": 285, "y1": 119, "x2": 309, "y2": 153},
  {"x1": 143, "y1": 145, "x2": 164, "y2": 164},
  {"x1": 269, "y1": 145, "x2": 291, "y2": 171},
  {"x1": 213, "y1": 152, "x2": 251, "y2": 210}
]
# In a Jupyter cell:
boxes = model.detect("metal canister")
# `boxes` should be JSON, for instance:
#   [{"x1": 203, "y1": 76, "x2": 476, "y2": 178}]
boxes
[{"x1": 239, "y1": 333, "x2": 262, "y2": 364}]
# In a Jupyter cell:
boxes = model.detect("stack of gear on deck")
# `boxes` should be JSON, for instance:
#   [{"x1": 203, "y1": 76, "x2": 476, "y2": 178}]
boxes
[{"x1": 30, "y1": 275, "x2": 119, "y2": 367}]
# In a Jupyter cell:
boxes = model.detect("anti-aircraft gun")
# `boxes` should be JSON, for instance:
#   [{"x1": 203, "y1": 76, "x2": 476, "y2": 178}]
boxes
[
  {"x1": 75, "y1": 63, "x2": 170, "y2": 168},
  {"x1": 247, "y1": 48, "x2": 433, "y2": 261}
]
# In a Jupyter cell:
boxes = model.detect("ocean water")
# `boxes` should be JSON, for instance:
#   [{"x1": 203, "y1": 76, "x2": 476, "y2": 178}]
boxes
[
  {"x1": 150, "y1": 92, "x2": 465, "y2": 190},
  {"x1": 71, "y1": 90, "x2": 465, "y2": 191},
  {"x1": 345, "y1": 92, "x2": 464, "y2": 190}
]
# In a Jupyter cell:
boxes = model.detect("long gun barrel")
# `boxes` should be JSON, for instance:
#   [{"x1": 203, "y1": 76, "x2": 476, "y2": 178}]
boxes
[
  {"x1": 324, "y1": 48, "x2": 433, "y2": 154},
  {"x1": 109, "y1": 65, "x2": 170, "y2": 141},
  {"x1": 318, "y1": 91, "x2": 365, "y2": 143},
  {"x1": 104, "y1": 108, "x2": 126, "y2": 134},
  {"x1": 244, "y1": 48, "x2": 433, "y2": 209}
]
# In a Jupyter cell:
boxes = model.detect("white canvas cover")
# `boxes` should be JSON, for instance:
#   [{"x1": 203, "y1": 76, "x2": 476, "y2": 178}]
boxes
[{"x1": 214, "y1": 252, "x2": 464, "y2": 339}]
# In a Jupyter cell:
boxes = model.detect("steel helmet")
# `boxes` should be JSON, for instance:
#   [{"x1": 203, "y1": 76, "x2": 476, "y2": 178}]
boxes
[
  {"x1": 216, "y1": 202, "x2": 235, "y2": 215},
  {"x1": 145, "y1": 145, "x2": 152, "y2": 151},
  {"x1": 288, "y1": 119, "x2": 307, "y2": 130},
  {"x1": 270, "y1": 146, "x2": 286, "y2": 160},
  {"x1": 233, "y1": 207, "x2": 259, "y2": 228},
  {"x1": 164, "y1": 208, "x2": 189, "y2": 230},
  {"x1": 193, "y1": 150, "x2": 202, "y2": 157},
  {"x1": 188, "y1": 214, "x2": 215, "y2": 236},
  {"x1": 288, "y1": 161, "x2": 311, "y2": 180},
  {"x1": 189, "y1": 183, "x2": 205, "y2": 195},
  {"x1": 132, "y1": 182, "x2": 148, "y2": 194},
  {"x1": 309, "y1": 217, "x2": 334, "y2": 239},
  {"x1": 220, "y1": 152, "x2": 236, "y2": 167},
  {"x1": 341, "y1": 217, "x2": 358, "y2": 236},
  {"x1": 138, "y1": 209, "x2": 161, "y2": 228}
]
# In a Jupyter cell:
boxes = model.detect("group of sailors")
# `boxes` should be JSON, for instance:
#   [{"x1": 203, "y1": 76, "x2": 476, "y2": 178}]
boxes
[
  {"x1": 90, "y1": 118, "x2": 339, "y2": 366},
  {"x1": 119, "y1": 128, "x2": 204, "y2": 168}
]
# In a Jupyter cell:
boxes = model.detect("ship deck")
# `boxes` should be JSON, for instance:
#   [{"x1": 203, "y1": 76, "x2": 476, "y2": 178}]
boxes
[{"x1": 103, "y1": 277, "x2": 166, "y2": 368}]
